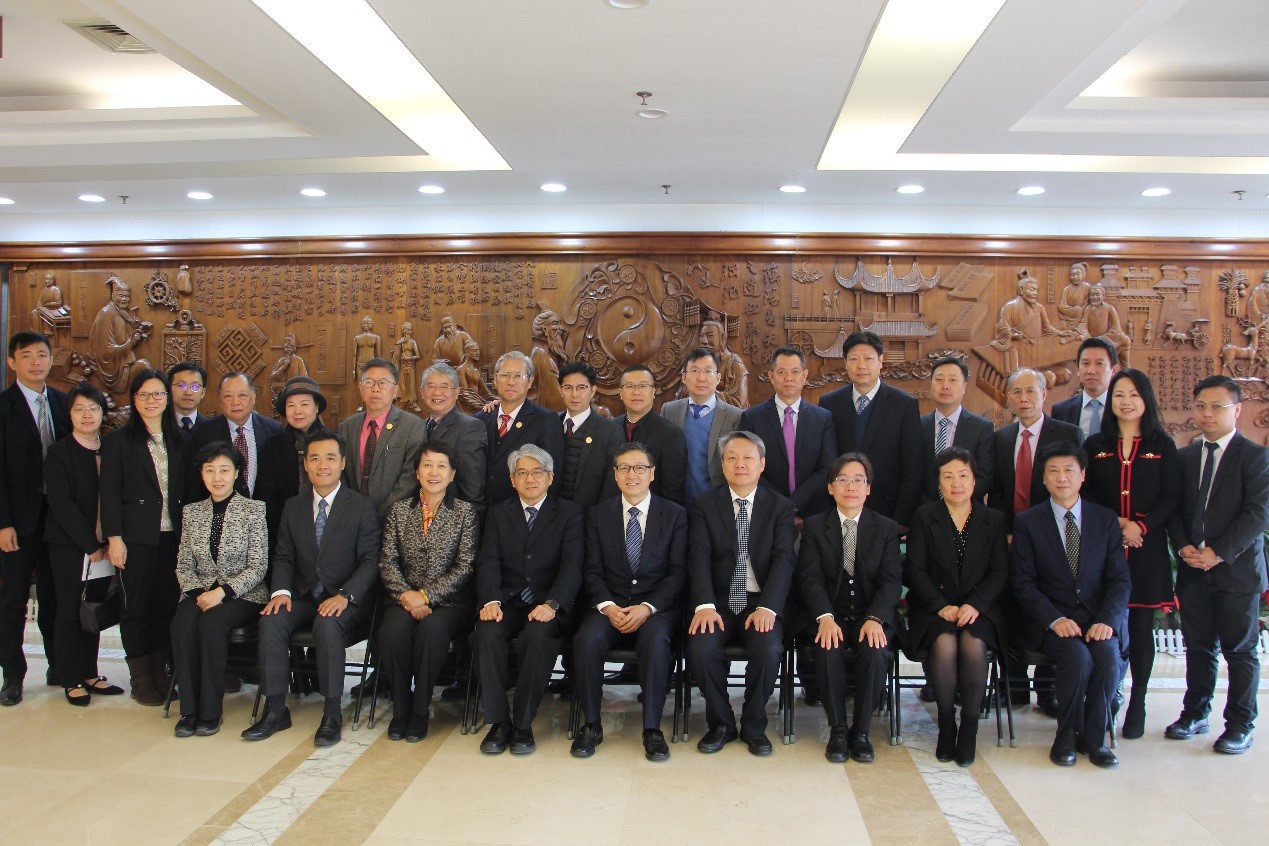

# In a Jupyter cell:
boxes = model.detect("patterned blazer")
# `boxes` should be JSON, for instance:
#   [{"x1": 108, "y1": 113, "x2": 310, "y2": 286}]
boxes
[
  {"x1": 176, "y1": 495, "x2": 269, "y2": 603},
  {"x1": 378, "y1": 496, "x2": 479, "y2": 608}
]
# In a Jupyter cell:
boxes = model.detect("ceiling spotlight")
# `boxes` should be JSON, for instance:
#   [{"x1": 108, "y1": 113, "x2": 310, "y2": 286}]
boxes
[
  {"x1": 187, "y1": 191, "x2": 213, "y2": 200},
  {"x1": 1016, "y1": 186, "x2": 1045, "y2": 196},
  {"x1": 418, "y1": 185, "x2": 445, "y2": 195},
  {"x1": 78, "y1": 194, "x2": 106, "y2": 203},
  {"x1": 300, "y1": 187, "x2": 326, "y2": 197},
  {"x1": 896, "y1": 185, "x2": 925, "y2": 194},
  {"x1": 608, "y1": 0, "x2": 649, "y2": 8},
  {"x1": 0, "y1": 197, "x2": 14, "y2": 205},
  {"x1": 540, "y1": 183, "x2": 567, "y2": 193},
  {"x1": 1141, "y1": 187, "x2": 1170, "y2": 197},
  {"x1": 779, "y1": 185, "x2": 807, "y2": 193}
]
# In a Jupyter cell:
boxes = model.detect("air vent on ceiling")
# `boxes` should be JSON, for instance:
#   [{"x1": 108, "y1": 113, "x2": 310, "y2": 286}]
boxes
[{"x1": 65, "y1": 19, "x2": 155, "y2": 54}]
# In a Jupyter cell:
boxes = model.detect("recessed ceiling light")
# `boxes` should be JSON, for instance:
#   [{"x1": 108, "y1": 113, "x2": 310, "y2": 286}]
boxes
[
  {"x1": 608, "y1": 0, "x2": 649, "y2": 8},
  {"x1": 78, "y1": 194, "x2": 106, "y2": 203},
  {"x1": 300, "y1": 188, "x2": 326, "y2": 197},
  {"x1": 418, "y1": 185, "x2": 445, "y2": 195},
  {"x1": 896, "y1": 184, "x2": 925, "y2": 194},
  {"x1": 0, "y1": 197, "x2": 14, "y2": 205},
  {"x1": 1016, "y1": 186, "x2": 1045, "y2": 196},
  {"x1": 186, "y1": 191, "x2": 213, "y2": 200},
  {"x1": 1141, "y1": 187, "x2": 1170, "y2": 197},
  {"x1": 540, "y1": 183, "x2": 567, "y2": 193},
  {"x1": 637, "y1": 108, "x2": 668, "y2": 119},
  {"x1": 779, "y1": 185, "x2": 807, "y2": 193}
]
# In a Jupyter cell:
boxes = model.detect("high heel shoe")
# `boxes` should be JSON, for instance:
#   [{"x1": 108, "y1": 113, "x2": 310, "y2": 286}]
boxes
[{"x1": 64, "y1": 684, "x2": 90, "y2": 707}]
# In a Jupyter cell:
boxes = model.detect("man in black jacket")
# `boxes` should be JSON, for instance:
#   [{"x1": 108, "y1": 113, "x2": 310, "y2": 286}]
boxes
[{"x1": 614, "y1": 364, "x2": 687, "y2": 505}]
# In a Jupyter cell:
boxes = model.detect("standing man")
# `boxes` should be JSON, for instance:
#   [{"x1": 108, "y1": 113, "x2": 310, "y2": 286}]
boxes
[
  {"x1": 819, "y1": 330, "x2": 922, "y2": 531},
  {"x1": 662, "y1": 348, "x2": 742, "y2": 504},
  {"x1": 193, "y1": 371, "x2": 283, "y2": 499},
  {"x1": 476, "y1": 351, "x2": 565, "y2": 507},
  {"x1": 337, "y1": 358, "x2": 426, "y2": 521},
  {"x1": 0, "y1": 331, "x2": 68, "y2": 704},
  {"x1": 921, "y1": 356, "x2": 995, "y2": 503},
  {"x1": 557, "y1": 361, "x2": 623, "y2": 506},
  {"x1": 1052, "y1": 338, "x2": 1119, "y2": 441},
  {"x1": 687, "y1": 431, "x2": 796, "y2": 756},
  {"x1": 615, "y1": 364, "x2": 687, "y2": 505},
  {"x1": 1165, "y1": 375, "x2": 1269, "y2": 755},
  {"x1": 168, "y1": 362, "x2": 209, "y2": 432},
  {"x1": 420, "y1": 362, "x2": 487, "y2": 512}
]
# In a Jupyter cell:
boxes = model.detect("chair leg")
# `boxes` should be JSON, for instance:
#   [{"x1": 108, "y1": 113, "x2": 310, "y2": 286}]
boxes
[
  {"x1": 890, "y1": 652, "x2": 900, "y2": 746},
  {"x1": 251, "y1": 685, "x2": 263, "y2": 722},
  {"x1": 162, "y1": 665, "x2": 177, "y2": 718},
  {"x1": 997, "y1": 651, "x2": 1017, "y2": 747},
  {"x1": 991, "y1": 655, "x2": 1005, "y2": 747},
  {"x1": 351, "y1": 645, "x2": 372, "y2": 731},
  {"x1": 367, "y1": 650, "x2": 382, "y2": 730}
]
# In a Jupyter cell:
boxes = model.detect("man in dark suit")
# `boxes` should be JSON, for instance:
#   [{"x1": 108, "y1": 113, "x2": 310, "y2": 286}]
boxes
[
  {"x1": 1012, "y1": 442, "x2": 1129, "y2": 769},
  {"x1": 420, "y1": 362, "x2": 487, "y2": 511},
  {"x1": 921, "y1": 356, "x2": 994, "y2": 503},
  {"x1": 557, "y1": 361, "x2": 622, "y2": 506},
  {"x1": 663, "y1": 348, "x2": 742, "y2": 503},
  {"x1": 0, "y1": 331, "x2": 68, "y2": 704},
  {"x1": 338, "y1": 358, "x2": 426, "y2": 521},
  {"x1": 474, "y1": 444, "x2": 584, "y2": 755},
  {"x1": 570, "y1": 442, "x2": 688, "y2": 761},
  {"x1": 1051, "y1": 337, "x2": 1119, "y2": 442},
  {"x1": 1165, "y1": 375, "x2": 1269, "y2": 755},
  {"x1": 615, "y1": 364, "x2": 688, "y2": 505},
  {"x1": 243, "y1": 431, "x2": 381, "y2": 747},
  {"x1": 192, "y1": 371, "x2": 283, "y2": 499},
  {"x1": 168, "y1": 361, "x2": 209, "y2": 432},
  {"x1": 687, "y1": 431, "x2": 796, "y2": 756},
  {"x1": 739, "y1": 346, "x2": 837, "y2": 523},
  {"x1": 819, "y1": 330, "x2": 922, "y2": 530},
  {"x1": 476, "y1": 351, "x2": 565, "y2": 507}
]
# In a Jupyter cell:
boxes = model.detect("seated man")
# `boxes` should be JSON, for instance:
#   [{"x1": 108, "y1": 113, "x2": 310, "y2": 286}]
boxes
[
  {"x1": 571, "y1": 442, "x2": 688, "y2": 762},
  {"x1": 243, "y1": 431, "x2": 381, "y2": 747},
  {"x1": 474, "y1": 444, "x2": 584, "y2": 755},
  {"x1": 687, "y1": 431, "x2": 796, "y2": 756},
  {"x1": 797, "y1": 452, "x2": 901, "y2": 764},
  {"x1": 1012, "y1": 443, "x2": 1129, "y2": 769}
]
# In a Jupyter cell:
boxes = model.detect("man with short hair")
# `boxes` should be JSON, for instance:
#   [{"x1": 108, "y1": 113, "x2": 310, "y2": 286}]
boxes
[
  {"x1": 615, "y1": 364, "x2": 687, "y2": 505},
  {"x1": 557, "y1": 361, "x2": 622, "y2": 506},
  {"x1": 1052, "y1": 337, "x2": 1119, "y2": 441},
  {"x1": 420, "y1": 362, "x2": 487, "y2": 511},
  {"x1": 193, "y1": 371, "x2": 283, "y2": 499},
  {"x1": 921, "y1": 356, "x2": 994, "y2": 503},
  {"x1": 662, "y1": 348, "x2": 741, "y2": 504},
  {"x1": 168, "y1": 362, "x2": 209, "y2": 431},
  {"x1": 337, "y1": 358, "x2": 426, "y2": 521},
  {"x1": 476, "y1": 351, "x2": 565, "y2": 507}
]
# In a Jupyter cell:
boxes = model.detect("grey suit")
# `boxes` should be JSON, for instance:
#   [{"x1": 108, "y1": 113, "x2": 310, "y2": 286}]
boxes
[
  {"x1": 662, "y1": 397, "x2": 742, "y2": 492},
  {"x1": 338, "y1": 406, "x2": 427, "y2": 521},
  {"x1": 426, "y1": 408, "x2": 487, "y2": 513}
]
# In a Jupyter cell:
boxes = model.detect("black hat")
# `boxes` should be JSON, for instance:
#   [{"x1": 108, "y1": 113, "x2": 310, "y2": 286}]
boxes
[{"x1": 275, "y1": 375, "x2": 327, "y2": 416}]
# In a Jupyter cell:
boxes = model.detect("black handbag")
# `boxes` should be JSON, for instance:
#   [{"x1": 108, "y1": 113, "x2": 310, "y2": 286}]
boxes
[{"x1": 80, "y1": 575, "x2": 123, "y2": 634}]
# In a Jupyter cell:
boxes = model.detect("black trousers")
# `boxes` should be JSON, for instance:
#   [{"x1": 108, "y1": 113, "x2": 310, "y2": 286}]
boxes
[
  {"x1": 1039, "y1": 630, "x2": 1121, "y2": 743},
  {"x1": 812, "y1": 617, "x2": 891, "y2": 734},
  {"x1": 1178, "y1": 580, "x2": 1261, "y2": 732},
  {"x1": 0, "y1": 524, "x2": 56, "y2": 681},
  {"x1": 47, "y1": 543, "x2": 101, "y2": 687},
  {"x1": 258, "y1": 594, "x2": 369, "y2": 700},
  {"x1": 170, "y1": 595, "x2": 262, "y2": 719},
  {"x1": 686, "y1": 604, "x2": 783, "y2": 738},
  {"x1": 574, "y1": 608, "x2": 675, "y2": 729},
  {"x1": 118, "y1": 532, "x2": 179, "y2": 659},
  {"x1": 377, "y1": 604, "x2": 473, "y2": 719},
  {"x1": 473, "y1": 605, "x2": 567, "y2": 729}
]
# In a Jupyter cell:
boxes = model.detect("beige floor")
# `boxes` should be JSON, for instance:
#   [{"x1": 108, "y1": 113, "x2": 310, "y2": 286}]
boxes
[{"x1": 2, "y1": 651, "x2": 1266, "y2": 846}]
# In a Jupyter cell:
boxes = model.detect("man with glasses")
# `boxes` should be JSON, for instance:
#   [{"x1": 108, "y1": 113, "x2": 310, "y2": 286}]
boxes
[
  {"x1": 477, "y1": 351, "x2": 565, "y2": 507},
  {"x1": 337, "y1": 358, "x2": 425, "y2": 521},
  {"x1": 168, "y1": 362, "x2": 209, "y2": 431},
  {"x1": 663, "y1": 348, "x2": 742, "y2": 504},
  {"x1": 192, "y1": 371, "x2": 282, "y2": 499},
  {"x1": 1165, "y1": 375, "x2": 1269, "y2": 755},
  {"x1": 614, "y1": 364, "x2": 687, "y2": 505}
]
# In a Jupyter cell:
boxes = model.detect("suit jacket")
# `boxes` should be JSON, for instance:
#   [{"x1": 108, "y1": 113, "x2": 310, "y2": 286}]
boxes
[
  {"x1": 476, "y1": 400, "x2": 565, "y2": 506},
  {"x1": 1167, "y1": 433, "x2": 1269, "y2": 595},
  {"x1": 614, "y1": 411, "x2": 688, "y2": 505},
  {"x1": 687, "y1": 486, "x2": 796, "y2": 616},
  {"x1": 1050, "y1": 393, "x2": 1086, "y2": 431},
  {"x1": 583, "y1": 494, "x2": 687, "y2": 613},
  {"x1": 819, "y1": 382, "x2": 923, "y2": 526},
  {"x1": 475, "y1": 495, "x2": 584, "y2": 612},
  {"x1": 662, "y1": 397, "x2": 742, "y2": 490},
  {"x1": 1010, "y1": 499, "x2": 1130, "y2": 651},
  {"x1": 797, "y1": 507, "x2": 902, "y2": 629},
  {"x1": 739, "y1": 398, "x2": 837, "y2": 518},
  {"x1": 191, "y1": 411, "x2": 283, "y2": 498},
  {"x1": 988, "y1": 415, "x2": 1082, "y2": 530},
  {"x1": 0, "y1": 382, "x2": 69, "y2": 535},
  {"x1": 378, "y1": 495, "x2": 478, "y2": 608},
  {"x1": 42, "y1": 437, "x2": 102, "y2": 554},
  {"x1": 920, "y1": 408, "x2": 995, "y2": 503},
  {"x1": 255, "y1": 423, "x2": 322, "y2": 553},
  {"x1": 427, "y1": 407, "x2": 487, "y2": 512},
  {"x1": 100, "y1": 427, "x2": 192, "y2": 545},
  {"x1": 271, "y1": 485, "x2": 381, "y2": 605},
  {"x1": 559, "y1": 411, "x2": 622, "y2": 507},
  {"x1": 338, "y1": 405, "x2": 427, "y2": 520},
  {"x1": 902, "y1": 501, "x2": 1009, "y2": 649},
  {"x1": 176, "y1": 495, "x2": 269, "y2": 603}
]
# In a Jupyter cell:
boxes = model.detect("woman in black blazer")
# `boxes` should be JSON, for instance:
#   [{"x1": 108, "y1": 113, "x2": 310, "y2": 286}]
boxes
[
  {"x1": 43, "y1": 383, "x2": 125, "y2": 706},
  {"x1": 903, "y1": 446, "x2": 1009, "y2": 767},
  {"x1": 100, "y1": 369, "x2": 191, "y2": 706},
  {"x1": 1082, "y1": 368, "x2": 1179, "y2": 739}
]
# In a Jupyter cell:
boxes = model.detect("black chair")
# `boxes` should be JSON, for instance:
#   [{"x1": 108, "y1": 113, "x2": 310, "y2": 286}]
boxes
[
  {"x1": 680, "y1": 640, "x2": 798, "y2": 745},
  {"x1": 459, "y1": 633, "x2": 570, "y2": 737},
  {"x1": 890, "y1": 639, "x2": 1015, "y2": 748},
  {"x1": 162, "y1": 621, "x2": 261, "y2": 720},
  {"x1": 563, "y1": 640, "x2": 686, "y2": 742},
  {"x1": 1021, "y1": 649, "x2": 1117, "y2": 749},
  {"x1": 365, "y1": 632, "x2": 468, "y2": 731}
]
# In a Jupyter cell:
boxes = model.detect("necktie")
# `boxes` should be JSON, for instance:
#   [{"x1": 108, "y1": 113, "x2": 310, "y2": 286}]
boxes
[
  {"x1": 1014, "y1": 429, "x2": 1033, "y2": 515},
  {"x1": 564, "y1": 417, "x2": 574, "y2": 438},
  {"x1": 525, "y1": 505, "x2": 538, "y2": 532},
  {"x1": 315, "y1": 498, "x2": 328, "y2": 546},
  {"x1": 361, "y1": 419, "x2": 378, "y2": 494},
  {"x1": 842, "y1": 517, "x2": 857, "y2": 577},
  {"x1": 729, "y1": 498, "x2": 751, "y2": 615},
  {"x1": 625, "y1": 420, "x2": 636, "y2": 441},
  {"x1": 1064, "y1": 511, "x2": 1081, "y2": 578},
  {"x1": 35, "y1": 393, "x2": 54, "y2": 457},
  {"x1": 782, "y1": 406, "x2": 797, "y2": 494},
  {"x1": 498, "y1": 413, "x2": 511, "y2": 438},
  {"x1": 1086, "y1": 398, "x2": 1102, "y2": 439},
  {"x1": 854, "y1": 393, "x2": 870, "y2": 446},
  {"x1": 425, "y1": 417, "x2": 437, "y2": 440},
  {"x1": 935, "y1": 417, "x2": 951, "y2": 455},
  {"x1": 1192, "y1": 441, "x2": 1219, "y2": 546},
  {"x1": 625, "y1": 506, "x2": 642, "y2": 574},
  {"x1": 181, "y1": 416, "x2": 193, "y2": 432},
  {"x1": 520, "y1": 505, "x2": 539, "y2": 606},
  {"x1": 690, "y1": 403, "x2": 705, "y2": 420},
  {"x1": 233, "y1": 424, "x2": 250, "y2": 483},
  {"x1": 856, "y1": 394, "x2": 870, "y2": 414}
]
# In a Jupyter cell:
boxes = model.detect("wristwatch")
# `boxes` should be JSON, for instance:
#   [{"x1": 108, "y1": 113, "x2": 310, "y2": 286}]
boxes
[
  {"x1": 544, "y1": 599, "x2": 560, "y2": 612},
  {"x1": 337, "y1": 588, "x2": 356, "y2": 605}
]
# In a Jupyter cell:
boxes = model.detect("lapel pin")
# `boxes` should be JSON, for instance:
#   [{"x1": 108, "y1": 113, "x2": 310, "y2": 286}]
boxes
[
  {"x1": 585, "y1": 436, "x2": 593, "y2": 444},
  {"x1": 386, "y1": 422, "x2": 394, "y2": 430},
  {"x1": 515, "y1": 421, "x2": 523, "y2": 429}
]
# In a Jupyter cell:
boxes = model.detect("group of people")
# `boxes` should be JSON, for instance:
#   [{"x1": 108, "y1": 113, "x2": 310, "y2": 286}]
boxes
[{"x1": 1, "y1": 326, "x2": 1265, "y2": 770}]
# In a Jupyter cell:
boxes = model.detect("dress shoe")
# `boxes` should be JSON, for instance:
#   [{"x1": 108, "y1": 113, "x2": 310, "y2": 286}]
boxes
[
  {"x1": 174, "y1": 715, "x2": 198, "y2": 737},
  {"x1": 387, "y1": 715, "x2": 408, "y2": 741},
  {"x1": 1, "y1": 678, "x2": 24, "y2": 706},
  {"x1": 65, "y1": 684, "x2": 91, "y2": 707},
  {"x1": 223, "y1": 673, "x2": 242, "y2": 694},
  {"x1": 1165, "y1": 715, "x2": 1210, "y2": 740},
  {"x1": 802, "y1": 687, "x2": 822, "y2": 707},
  {"x1": 570, "y1": 722, "x2": 603, "y2": 758},
  {"x1": 824, "y1": 726, "x2": 850, "y2": 763},
  {"x1": 918, "y1": 684, "x2": 936, "y2": 703},
  {"x1": 1111, "y1": 688, "x2": 1125, "y2": 716},
  {"x1": 643, "y1": 728, "x2": 670, "y2": 762},
  {"x1": 603, "y1": 665, "x2": 638, "y2": 684},
  {"x1": 1039, "y1": 695, "x2": 1060, "y2": 719},
  {"x1": 349, "y1": 671, "x2": 388, "y2": 699},
  {"x1": 509, "y1": 726, "x2": 536, "y2": 755},
  {"x1": 935, "y1": 716, "x2": 957, "y2": 762},
  {"x1": 1087, "y1": 745, "x2": 1119, "y2": 768},
  {"x1": 85, "y1": 677, "x2": 124, "y2": 696},
  {"x1": 1049, "y1": 734, "x2": 1077, "y2": 766},
  {"x1": 744, "y1": 733, "x2": 773, "y2": 757},
  {"x1": 480, "y1": 722, "x2": 513, "y2": 754},
  {"x1": 1213, "y1": 728, "x2": 1254, "y2": 755},
  {"x1": 697, "y1": 724, "x2": 739, "y2": 754},
  {"x1": 439, "y1": 680, "x2": 466, "y2": 702},
  {"x1": 241, "y1": 707, "x2": 293, "y2": 741},
  {"x1": 196, "y1": 717, "x2": 222, "y2": 737},
  {"x1": 546, "y1": 677, "x2": 574, "y2": 698},
  {"x1": 849, "y1": 731, "x2": 875, "y2": 763},
  {"x1": 406, "y1": 713, "x2": 429, "y2": 743},
  {"x1": 314, "y1": 714, "x2": 342, "y2": 747}
]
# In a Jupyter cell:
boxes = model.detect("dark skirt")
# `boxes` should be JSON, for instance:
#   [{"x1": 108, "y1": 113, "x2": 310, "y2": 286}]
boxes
[{"x1": 913, "y1": 613, "x2": 999, "y2": 653}]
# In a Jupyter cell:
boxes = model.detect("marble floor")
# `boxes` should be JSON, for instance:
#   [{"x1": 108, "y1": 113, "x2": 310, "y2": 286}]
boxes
[{"x1": 3, "y1": 640, "x2": 1267, "y2": 846}]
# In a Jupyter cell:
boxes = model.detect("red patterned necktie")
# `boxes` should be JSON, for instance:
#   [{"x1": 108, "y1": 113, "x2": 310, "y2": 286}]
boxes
[
  {"x1": 1014, "y1": 429, "x2": 1033, "y2": 515},
  {"x1": 498, "y1": 413, "x2": 511, "y2": 438}
]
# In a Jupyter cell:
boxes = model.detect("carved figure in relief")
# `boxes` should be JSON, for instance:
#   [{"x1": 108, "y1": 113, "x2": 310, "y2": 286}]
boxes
[
  {"x1": 1219, "y1": 319, "x2": 1269, "y2": 377},
  {"x1": 352, "y1": 315, "x2": 381, "y2": 381},
  {"x1": 175, "y1": 264, "x2": 192, "y2": 296},
  {"x1": 88, "y1": 275, "x2": 153, "y2": 394},
  {"x1": 1056, "y1": 261, "x2": 1092, "y2": 329},
  {"x1": 392, "y1": 322, "x2": 421, "y2": 408},
  {"x1": 1142, "y1": 317, "x2": 1152, "y2": 346},
  {"x1": 528, "y1": 308, "x2": 566, "y2": 410},
  {"x1": 1081, "y1": 284, "x2": 1132, "y2": 366},
  {"x1": 432, "y1": 315, "x2": 483, "y2": 393},
  {"x1": 701, "y1": 319, "x2": 749, "y2": 408},
  {"x1": 269, "y1": 332, "x2": 309, "y2": 389},
  {"x1": 31, "y1": 272, "x2": 70, "y2": 331},
  {"x1": 1247, "y1": 271, "x2": 1269, "y2": 326},
  {"x1": 1126, "y1": 316, "x2": 1135, "y2": 340},
  {"x1": 990, "y1": 270, "x2": 1063, "y2": 373}
]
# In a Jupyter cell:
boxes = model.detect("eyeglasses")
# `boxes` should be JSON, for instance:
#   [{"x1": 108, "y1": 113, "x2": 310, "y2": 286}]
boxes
[
  {"x1": 684, "y1": 368, "x2": 718, "y2": 377},
  {"x1": 496, "y1": 372, "x2": 529, "y2": 382},
  {"x1": 173, "y1": 381, "x2": 203, "y2": 391},
  {"x1": 615, "y1": 464, "x2": 652, "y2": 475},
  {"x1": 135, "y1": 391, "x2": 167, "y2": 401},
  {"x1": 512, "y1": 468, "x2": 549, "y2": 480},
  {"x1": 1193, "y1": 401, "x2": 1238, "y2": 413},
  {"x1": 621, "y1": 383, "x2": 655, "y2": 391},
  {"x1": 832, "y1": 475, "x2": 869, "y2": 488},
  {"x1": 360, "y1": 378, "x2": 397, "y2": 390}
]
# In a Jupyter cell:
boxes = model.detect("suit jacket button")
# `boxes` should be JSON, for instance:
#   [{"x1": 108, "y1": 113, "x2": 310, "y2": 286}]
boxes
[
  {"x1": 632, "y1": 579, "x2": 638, "y2": 585},
  {"x1": 138, "y1": 499, "x2": 145, "y2": 504}
]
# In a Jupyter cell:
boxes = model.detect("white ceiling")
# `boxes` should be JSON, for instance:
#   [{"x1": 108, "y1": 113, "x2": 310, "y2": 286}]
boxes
[{"x1": 2, "y1": 0, "x2": 1269, "y2": 242}]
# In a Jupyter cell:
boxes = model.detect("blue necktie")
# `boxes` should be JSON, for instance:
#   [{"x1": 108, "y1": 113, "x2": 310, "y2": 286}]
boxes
[
  {"x1": 519, "y1": 506, "x2": 540, "y2": 605},
  {"x1": 1086, "y1": 398, "x2": 1102, "y2": 439},
  {"x1": 625, "y1": 506, "x2": 642, "y2": 574},
  {"x1": 935, "y1": 417, "x2": 950, "y2": 455},
  {"x1": 730, "y1": 499, "x2": 750, "y2": 615},
  {"x1": 313, "y1": 499, "x2": 328, "y2": 599},
  {"x1": 690, "y1": 403, "x2": 705, "y2": 420}
]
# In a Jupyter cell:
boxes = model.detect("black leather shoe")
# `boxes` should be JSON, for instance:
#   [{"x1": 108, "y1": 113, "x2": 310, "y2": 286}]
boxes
[
  {"x1": 744, "y1": 733, "x2": 773, "y2": 757},
  {"x1": 570, "y1": 722, "x2": 603, "y2": 758},
  {"x1": 1087, "y1": 745, "x2": 1119, "y2": 768},
  {"x1": 480, "y1": 722, "x2": 513, "y2": 754},
  {"x1": 849, "y1": 730, "x2": 875, "y2": 763},
  {"x1": 1039, "y1": 695, "x2": 1060, "y2": 719},
  {"x1": 546, "y1": 677, "x2": 574, "y2": 698},
  {"x1": 406, "y1": 713, "x2": 429, "y2": 743},
  {"x1": 825, "y1": 726, "x2": 849, "y2": 763},
  {"x1": 314, "y1": 713, "x2": 342, "y2": 747},
  {"x1": 174, "y1": 715, "x2": 198, "y2": 737},
  {"x1": 802, "y1": 687, "x2": 822, "y2": 707},
  {"x1": 509, "y1": 726, "x2": 536, "y2": 755},
  {"x1": 223, "y1": 673, "x2": 242, "y2": 694},
  {"x1": 918, "y1": 684, "x2": 936, "y2": 703},
  {"x1": 439, "y1": 680, "x2": 465, "y2": 702},
  {"x1": 241, "y1": 707, "x2": 292, "y2": 741},
  {"x1": 603, "y1": 665, "x2": 639, "y2": 684},
  {"x1": 1213, "y1": 728, "x2": 1254, "y2": 755},
  {"x1": 196, "y1": 717, "x2": 222, "y2": 737},
  {"x1": 387, "y1": 715, "x2": 408, "y2": 741},
  {"x1": 1049, "y1": 734, "x2": 1077, "y2": 766},
  {"x1": 697, "y1": 724, "x2": 739, "y2": 754},
  {"x1": 643, "y1": 728, "x2": 670, "y2": 762},
  {"x1": 1165, "y1": 715, "x2": 1210, "y2": 740},
  {"x1": 349, "y1": 671, "x2": 388, "y2": 699},
  {"x1": 0, "y1": 678, "x2": 23, "y2": 706}
]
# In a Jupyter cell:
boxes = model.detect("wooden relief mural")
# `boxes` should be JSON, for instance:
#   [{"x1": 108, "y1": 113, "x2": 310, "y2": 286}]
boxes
[{"x1": 6, "y1": 237, "x2": 1269, "y2": 444}]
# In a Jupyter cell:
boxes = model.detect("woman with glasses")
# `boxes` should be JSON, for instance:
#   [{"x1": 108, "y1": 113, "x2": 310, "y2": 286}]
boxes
[
  {"x1": 903, "y1": 447, "x2": 1009, "y2": 766},
  {"x1": 100, "y1": 369, "x2": 191, "y2": 705},
  {"x1": 1081, "y1": 368, "x2": 1179, "y2": 738}
]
